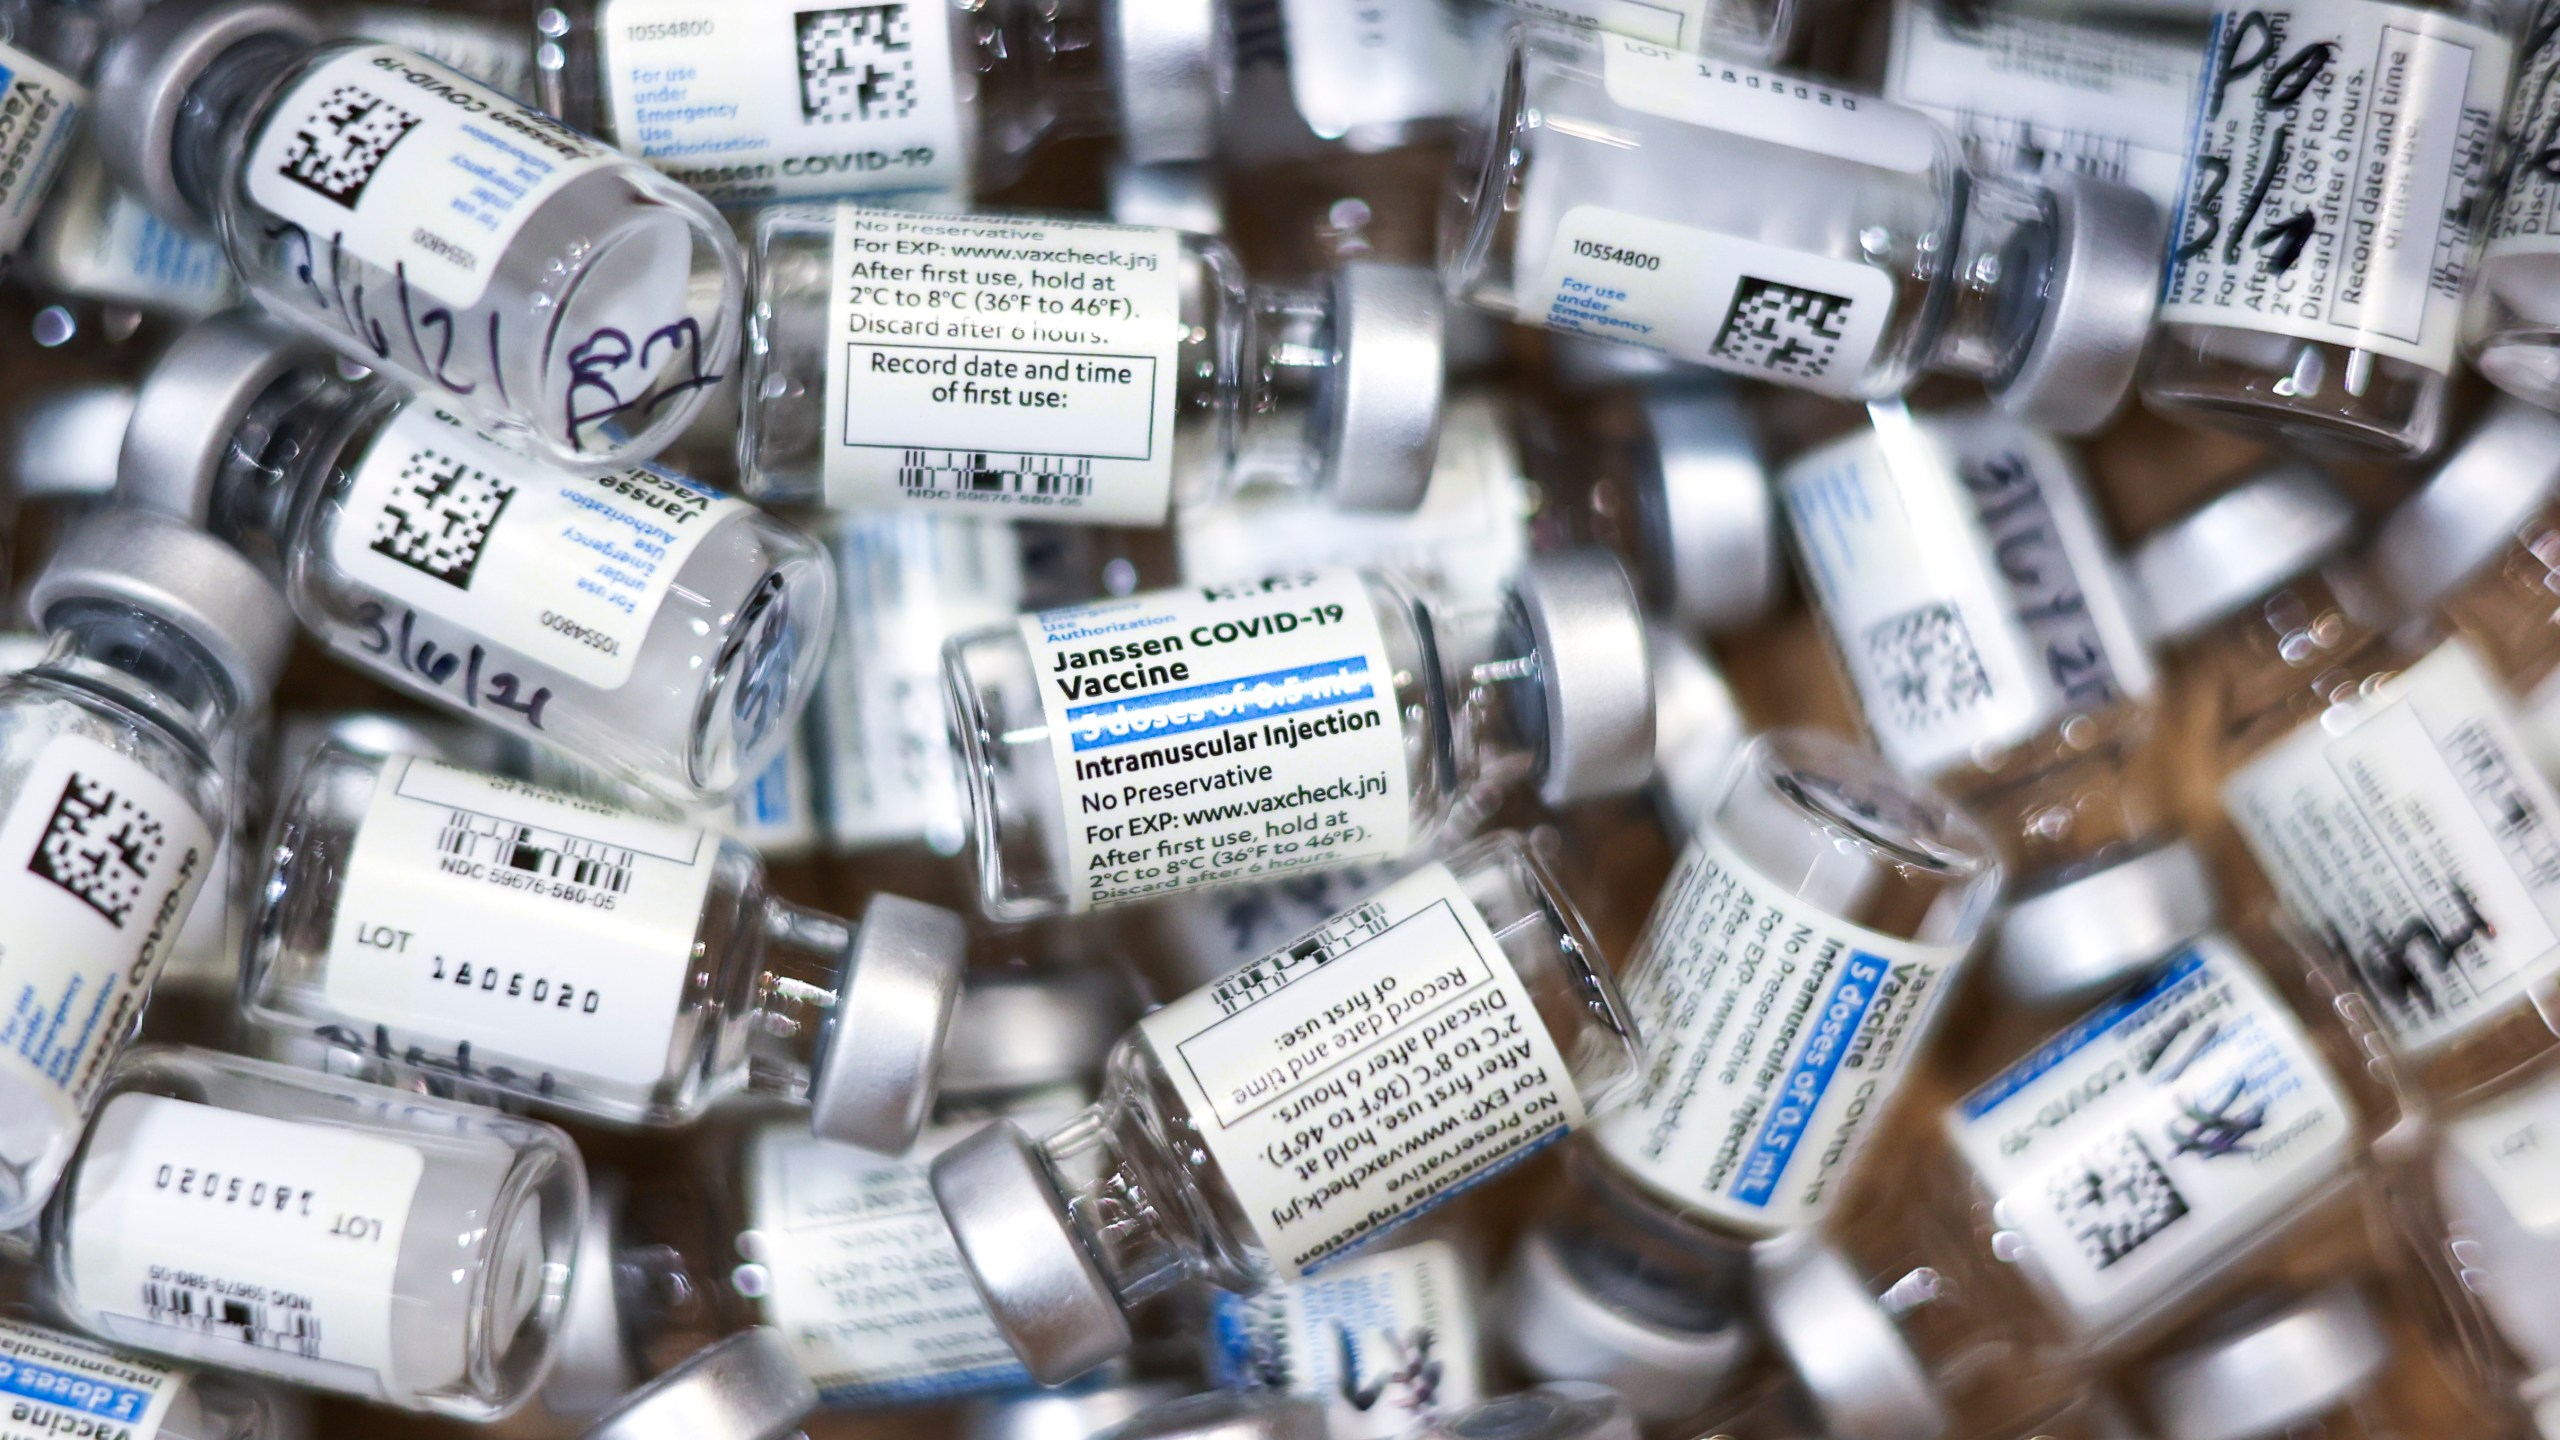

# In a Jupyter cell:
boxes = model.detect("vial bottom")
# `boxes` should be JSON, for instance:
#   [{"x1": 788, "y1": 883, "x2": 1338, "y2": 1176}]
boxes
[{"x1": 2141, "y1": 322, "x2": 2445, "y2": 458}]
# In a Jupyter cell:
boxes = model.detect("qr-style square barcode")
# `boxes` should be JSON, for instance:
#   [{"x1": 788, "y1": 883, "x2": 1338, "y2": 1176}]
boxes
[
  {"x1": 795, "y1": 3, "x2": 917, "y2": 124},
  {"x1": 27, "y1": 772, "x2": 166, "y2": 928},
  {"x1": 1710, "y1": 276, "x2": 1854, "y2": 380},
  {"x1": 368, "y1": 447, "x2": 517, "y2": 589},
  {"x1": 274, "y1": 84, "x2": 421, "y2": 210},
  {"x1": 1863, "y1": 603, "x2": 1992, "y2": 732},
  {"x1": 2050, "y1": 1129, "x2": 2189, "y2": 1270}
]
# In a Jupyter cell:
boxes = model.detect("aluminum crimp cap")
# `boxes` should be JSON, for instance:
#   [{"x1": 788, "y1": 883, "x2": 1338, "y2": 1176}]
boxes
[
  {"x1": 2132, "y1": 463, "x2": 2356, "y2": 645},
  {"x1": 120, "y1": 309, "x2": 330, "y2": 522},
  {"x1": 1995, "y1": 172, "x2": 2165, "y2": 437},
  {"x1": 810, "y1": 892, "x2": 967, "y2": 1153},
  {"x1": 1513, "y1": 550, "x2": 1655, "y2": 806},
  {"x1": 931, "y1": 1120, "x2": 1134, "y2": 1385},
  {"x1": 1094, "y1": 1394, "x2": 1330, "y2": 1440},
  {"x1": 1105, "y1": 0, "x2": 1228, "y2": 165},
  {"x1": 939, "y1": 967, "x2": 1134, "y2": 1104},
  {"x1": 9, "y1": 383, "x2": 137, "y2": 502},
  {"x1": 94, "y1": 0, "x2": 321, "y2": 229},
  {"x1": 1753, "y1": 1234, "x2": 1950, "y2": 1440},
  {"x1": 28, "y1": 508, "x2": 294, "y2": 708},
  {"x1": 1324, "y1": 262, "x2": 1447, "y2": 513},
  {"x1": 1494, "y1": 1228, "x2": 1753, "y2": 1424},
  {"x1": 2144, "y1": 1284, "x2": 2390, "y2": 1440},
  {"x1": 2372, "y1": 396, "x2": 2560, "y2": 616},
  {"x1": 1992, "y1": 840, "x2": 2218, "y2": 1009},
  {"x1": 577, "y1": 1329, "x2": 816, "y2": 1440},
  {"x1": 1634, "y1": 387, "x2": 1778, "y2": 632}
]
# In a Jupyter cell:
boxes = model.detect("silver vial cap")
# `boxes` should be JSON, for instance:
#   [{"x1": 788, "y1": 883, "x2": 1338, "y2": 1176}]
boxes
[
  {"x1": 1752, "y1": 1235, "x2": 1949, "y2": 1440},
  {"x1": 9, "y1": 383, "x2": 137, "y2": 502},
  {"x1": 1419, "y1": 1384, "x2": 1638, "y2": 1440},
  {"x1": 1514, "y1": 551, "x2": 1655, "y2": 806},
  {"x1": 1992, "y1": 841, "x2": 2217, "y2": 1009},
  {"x1": 1994, "y1": 173, "x2": 2163, "y2": 436},
  {"x1": 1094, "y1": 1393, "x2": 1328, "y2": 1440},
  {"x1": 120, "y1": 309, "x2": 326, "y2": 522},
  {"x1": 932, "y1": 1120, "x2": 1134, "y2": 1384},
  {"x1": 1325, "y1": 262, "x2": 1447, "y2": 512},
  {"x1": 1634, "y1": 390, "x2": 1778, "y2": 633},
  {"x1": 95, "y1": 0, "x2": 322, "y2": 228},
  {"x1": 2143, "y1": 1284, "x2": 2390, "y2": 1440},
  {"x1": 964, "y1": 1383, "x2": 1192, "y2": 1440},
  {"x1": 2372, "y1": 397, "x2": 2560, "y2": 616},
  {"x1": 1104, "y1": 0, "x2": 1228, "y2": 165},
  {"x1": 28, "y1": 508, "x2": 294, "y2": 707},
  {"x1": 577, "y1": 1329, "x2": 816, "y2": 1440},
  {"x1": 1651, "y1": 629, "x2": 1747, "y2": 841},
  {"x1": 938, "y1": 968, "x2": 1132, "y2": 1103},
  {"x1": 2132, "y1": 464, "x2": 2355, "y2": 645},
  {"x1": 1494, "y1": 1229, "x2": 1752, "y2": 1424},
  {"x1": 810, "y1": 893, "x2": 967, "y2": 1153}
]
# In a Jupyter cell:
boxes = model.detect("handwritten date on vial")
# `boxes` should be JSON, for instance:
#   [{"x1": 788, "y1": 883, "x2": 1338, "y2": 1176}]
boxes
[
  {"x1": 2175, "y1": 14, "x2": 2333, "y2": 275},
  {"x1": 353, "y1": 602, "x2": 555, "y2": 729}
]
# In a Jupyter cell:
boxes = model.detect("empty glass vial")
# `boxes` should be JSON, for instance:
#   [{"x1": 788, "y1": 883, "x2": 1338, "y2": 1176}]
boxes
[
  {"x1": 0, "y1": 0, "x2": 100, "y2": 263},
  {"x1": 930, "y1": 836, "x2": 1642, "y2": 1382},
  {"x1": 42, "y1": 1044, "x2": 585, "y2": 1418},
  {"x1": 91, "y1": 0, "x2": 743, "y2": 467},
  {"x1": 2144, "y1": 0, "x2": 2511, "y2": 456},
  {"x1": 0, "y1": 508, "x2": 291, "y2": 1232},
  {"x1": 2432, "y1": 1068, "x2": 2560, "y2": 1435},
  {"x1": 24, "y1": 143, "x2": 237, "y2": 318},
  {"x1": 1780, "y1": 405, "x2": 2161, "y2": 876},
  {"x1": 1248, "y1": 0, "x2": 1495, "y2": 145},
  {"x1": 2131, "y1": 1285, "x2": 2398, "y2": 1440},
  {"x1": 743, "y1": 205, "x2": 1446, "y2": 526},
  {"x1": 1441, "y1": 29, "x2": 2164, "y2": 435},
  {"x1": 944, "y1": 558, "x2": 1655, "y2": 919},
  {"x1": 1208, "y1": 1238, "x2": 1486, "y2": 1439},
  {"x1": 2467, "y1": 0, "x2": 2560, "y2": 407},
  {"x1": 576, "y1": 1329, "x2": 817, "y2": 1440},
  {"x1": 120, "y1": 310, "x2": 835, "y2": 807},
  {"x1": 0, "y1": 1313, "x2": 277, "y2": 1440},
  {"x1": 241, "y1": 745, "x2": 967, "y2": 1146}
]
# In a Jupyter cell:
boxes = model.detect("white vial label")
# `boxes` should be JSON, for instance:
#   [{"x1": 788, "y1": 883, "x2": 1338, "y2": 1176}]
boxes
[
  {"x1": 332, "y1": 404, "x2": 749, "y2": 692},
  {"x1": 244, "y1": 45, "x2": 624, "y2": 310},
  {"x1": 749, "y1": 1123, "x2": 1032, "y2": 1405},
  {"x1": 2447, "y1": 1076, "x2": 2560, "y2": 1235},
  {"x1": 821, "y1": 209, "x2": 1184, "y2": 524},
  {"x1": 0, "y1": 1317, "x2": 184, "y2": 1440},
  {"x1": 68, "y1": 1093, "x2": 424, "y2": 1385},
  {"x1": 1280, "y1": 0, "x2": 1488, "y2": 137},
  {"x1": 1137, "y1": 864, "x2": 1587, "y2": 1277},
  {"x1": 1947, "y1": 937, "x2": 2356, "y2": 1334},
  {"x1": 1781, "y1": 411, "x2": 2156, "y2": 779},
  {"x1": 1884, "y1": 0, "x2": 2200, "y2": 211},
  {"x1": 1509, "y1": 0, "x2": 1735, "y2": 50},
  {"x1": 1209, "y1": 1239, "x2": 1483, "y2": 1437},
  {"x1": 28, "y1": 148, "x2": 235, "y2": 315},
  {"x1": 599, "y1": 0, "x2": 963, "y2": 202},
  {"x1": 1601, "y1": 39, "x2": 1937, "y2": 173},
  {"x1": 1593, "y1": 828, "x2": 1968, "y2": 1231},
  {"x1": 2488, "y1": 6, "x2": 2560, "y2": 259},
  {"x1": 1023, "y1": 571, "x2": 1414, "y2": 911},
  {"x1": 0, "y1": 736, "x2": 213, "y2": 1127},
  {"x1": 2160, "y1": 2, "x2": 2508, "y2": 373},
  {"x1": 318, "y1": 755, "x2": 720, "y2": 1090},
  {"x1": 2223, "y1": 641, "x2": 2560, "y2": 1054},
  {"x1": 0, "y1": 40, "x2": 85, "y2": 256}
]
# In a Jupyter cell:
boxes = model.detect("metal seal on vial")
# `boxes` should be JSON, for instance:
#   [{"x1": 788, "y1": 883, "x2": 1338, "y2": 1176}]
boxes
[
  {"x1": 1323, "y1": 262, "x2": 1448, "y2": 513},
  {"x1": 1633, "y1": 390, "x2": 1779, "y2": 634},
  {"x1": 1752, "y1": 1234, "x2": 1950, "y2": 1440},
  {"x1": 811, "y1": 894, "x2": 968, "y2": 1153},
  {"x1": 1494, "y1": 1229, "x2": 1752, "y2": 1425},
  {"x1": 577, "y1": 1329, "x2": 816, "y2": 1440},
  {"x1": 2371, "y1": 397, "x2": 2560, "y2": 617},
  {"x1": 2131, "y1": 464, "x2": 2357, "y2": 646},
  {"x1": 1512, "y1": 551, "x2": 1656, "y2": 807},
  {"x1": 1992, "y1": 840, "x2": 2218, "y2": 1009},
  {"x1": 118, "y1": 308, "x2": 324, "y2": 521},
  {"x1": 1093, "y1": 1393, "x2": 1329, "y2": 1440},
  {"x1": 938, "y1": 967, "x2": 1136, "y2": 1104},
  {"x1": 932, "y1": 1120, "x2": 1135, "y2": 1384},
  {"x1": 28, "y1": 508, "x2": 295, "y2": 707},
  {"x1": 93, "y1": 0, "x2": 323, "y2": 228},
  {"x1": 2141, "y1": 1284, "x2": 2391, "y2": 1440},
  {"x1": 1993, "y1": 173, "x2": 2167, "y2": 437},
  {"x1": 8, "y1": 383, "x2": 137, "y2": 502},
  {"x1": 1104, "y1": 0, "x2": 1229, "y2": 165}
]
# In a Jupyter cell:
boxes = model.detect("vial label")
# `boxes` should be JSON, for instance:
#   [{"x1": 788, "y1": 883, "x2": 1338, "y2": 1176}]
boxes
[
  {"x1": 0, "y1": 1317, "x2": 183, "y2": 1440},
  {"x1": 598, "y1": 0, "x2": 962, "y2": 203},
  {"x1": 2489, "y1": 0, "x2": 2560, "y2": 258},
  {"x1": 314, "y1": 754, "x2": 720, "y2": 1091},
  {"x1": 821, "y1": 209, "x2": 1184, "y2": 524},
  {"x1": 1150, "y1": 863, "x2": 1407, "y2": 991},
  {"x1": 1209, "y1": 1239, "x2": 1484, "y2": 1438},
  {"x1": 1601, "y1": 39, "x2": 1937, "y2": 173},
  {"x1": 722, "y1": 739, "x2": 821, "y2": 855},
  {"x1": 749, "y1": 1122, "x2": 1034, "y2": 1405},
  {"x1": 0, "y1": 735, "x2": 213, "y2": 1126},
  {"x1": 28, "y1": 149, "x2": 236, "y2": 316},
  {"x1": 1279, "y1": 0, "x2": 1488, "y2": 138},
  {"x1": 244, "y1": 45, "x2": 624, "y2": 311},
  {"x1": 68, "y1": 1093, "x2": 425, "y2": 1384},
  {"x1": 1022, "y1": 571, "x2": 1415, "y2": 911},
  {"x1": 332, "y1": 404, "x2": 750, "y2": 693},
  {"x1": 1781, "y1": 410, "x2": 2156, "y2": 779},
  {"x1": 1883, "y1": 0, "x2": 2199, "y2": 210},
  {"x1": 1137, "y1": 864, "x2": 1586, "y2": 1277},
  {"x1": 2160, "y1": 2, "x2": 2507, "y2": 373},
  {"x1": 2445, "y1": 1073, "x2": 2560, "y2": 1234},
  {"x1": 2223, "y1": 641, "x2": 2560, "y2": 1054},
  {"x1": 335, "y1": 9, "x2": 535, "y2": 98},
  {"x1": 1947, "y1": 937, "x2": 2356, "y2": 1333},
  {"x1": 1592, "y1": 828, "x2": 1967, "y2": 1231},
  {"x1": 0, "y1": 40, "x2": 83, "y2": 256},
  {"x1": 1509, "y1": 0, "x2": 1741, "y2": 50}
]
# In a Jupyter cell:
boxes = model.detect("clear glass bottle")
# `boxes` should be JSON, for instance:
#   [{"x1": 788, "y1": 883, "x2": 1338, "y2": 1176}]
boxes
[
  {"x1": 2128, "y1": 1285, "x2": 2403, "y2": 1440},
  {"x1": 1500, "y1": 0, "x2": 1800, "y2": 65},
  {"x1": 2144, "y1": 0, "x2": 2510, "y2": 456},
  {"x1": 2431, "y1": 1066, "x2": 2560, "y2": 1435},
  {"x1": 1779, "y1": 404, "x2": 2162, "y2": 878},
  {"x1": 91, "y1": 0, "x2": 743, "y2": 467},
  {"x1": 240, "y1": 744, "x2": 967, "y2": 1145},
  {"x1": 930, "y1": 835, "x2": 1642, "y2": 1382},
  {"x1": 1647, "y1": 627, "x2": 1746, "y2": 843},
  {"x1": 534, "y1": 0, "x2": 1222, "y2": 206},
  {"x1": 40, "y1": 1043, "x2": 584, "y2": 1419},
  {"x1": 324, "y1": 0, "x2": 533, "y2": 99},
  {"x1": 944, "y1": 559, "x2": 1655, "y2": 919},
  {"x1": 0, "y1": 0, "x2": 104, "y2": 264},
  {"x1": 0, "y1": 1312, "x2": 278, "y2": 1440},
  {"x1": 575, "y1": 1329, "x2": 817, "y2": 1440},
  {"x1": 1248, "y1": 0, "x2": 1495, "y2": 146},
  {"x1": 1441, "y1": 27, "x2": 2164, "y2": 435},
  {"x1": 742, "y1": 205, "x2": 1447, "y2": 526},
  {"x1": 0, "y1": 508, "x2": 291, "y2": 1232},
  {"x1": 2466, "y1": 0, "x2": 2560, "y2": 407},
  {"x1": 1207, "y1": 1236, "x2": 1487, "y2": 1438},
  {"x1": 120, "y1": 310, "x2": 835, "y2": 807},
  {"x1": 1412, "y1": 1382, "x2": 1637, "y2": 1440}
]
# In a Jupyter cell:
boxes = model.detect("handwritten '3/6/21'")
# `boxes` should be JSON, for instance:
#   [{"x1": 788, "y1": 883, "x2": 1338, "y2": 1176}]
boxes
[{"x1": 2178, "y1": 15, "x2": 2338, "y2": 277}]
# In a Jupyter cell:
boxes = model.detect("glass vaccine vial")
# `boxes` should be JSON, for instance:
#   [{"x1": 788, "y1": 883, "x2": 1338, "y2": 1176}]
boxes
[
  {"x1": 90, "y1": 0, "x2": 744, "y2": 467},
  {"x1": 1206, "y1": 1237, "x2": 1488, "y2": 1440},
  {"x1": 2431, "y1": 1067, "x2": 2560, "y2": 1435},
  {"x1": 943, "y1": 559, "x2": 1656, "y2": 920},
  {"x1": 2466, "y1": 0, "x2": 2560, "y2": 407},
  {"x1": 0, "y1": 0, "x2": 100, "y2": 264},
  {"x1": 573, "y1": 1329, "x2": 817, "y2": 1440},
  {"x1": 120, "y1": 310, "x2": 835, "y2": 807},
  {"x1": 0, "y1": 508, "x2": 292, "y2": 1232},
  {"x1": 2130, "y1": 1285, "x2": 2402, "y2": 1440},
  {"x1": 0, "y1": 1313, "x2": 279, "y2": 1440},
  {"x1": 41, "y1": 1044, "x2": 585, "y2": 1418},
  {"x1": 2144, "y1": 0, "x2": 2511, "y2": 456},
  {"x1": 1441, "y1": 29, "x2": 2165, "y2": 435},
  {"x1": 241, "y1": 745, "x2": 967, "y2": 1146},
  {"x1": 743, "y1": 205, "x2": 1447, "y2": 526},
  {"x1": 1780, "y1": 404, "x2": 2162, "y2": 878},
  {"x1": 930, "y1": 835, "x2": 1642, "y2": 1382}
]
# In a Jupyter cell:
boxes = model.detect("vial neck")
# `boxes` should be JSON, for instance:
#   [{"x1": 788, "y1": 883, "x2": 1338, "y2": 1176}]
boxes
[
  {"x1": 36, "y1": 605, "x2": 239, "y2": 742},
  {"x1": 1227, "y1": 280, "x2": 1341, "y2": 495},
  {"x1": 171, "y1": 33, "x2": 312, "y2": 228},
  {"x1": 963, "y1": 0, "x2": 1118, "y2": 176},
  {"x1": 740, "y1": 900, "x2": 854, "y2": 1100},
  {"x1": 207, "y1": 367, "x2": 379, "y2": 579},
  {"x1": 1927, "y1": 173, "x2": 2058, "y2": 391},
  {"x1": 1033, "y1": 1097, "x2": 1196, "y2": 1308},
  {"x1": 1435, "y1": 595, "x2": 1545, "y2": 814}
]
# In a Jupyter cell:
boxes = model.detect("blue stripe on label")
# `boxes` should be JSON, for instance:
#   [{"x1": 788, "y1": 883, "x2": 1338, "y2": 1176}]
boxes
[
  {"x1": 819, "y1": 1359, "x2": 1034, "y2": 1408},
  {"x1": 1207, "y1": 1292, "x2": 1253, "y2": 1386},
  {"x1": 1957, "y1": 946, "x2": 2208, "y2": 1120},
  {"x1": 1729, "y1": 951, "x2": 1890, "y2": 1207},
  {"x1": 1064, "y1": 656, "x2": 1375, "y2": 752},
  {"x1": 0, "y1": 1354, "x2": 155, "y2": 1420}
]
